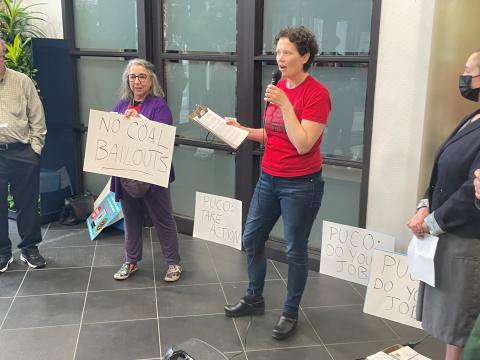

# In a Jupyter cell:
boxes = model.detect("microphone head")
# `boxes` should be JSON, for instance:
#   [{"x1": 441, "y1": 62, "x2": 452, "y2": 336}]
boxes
[{"x1": 271, "y1": 70, "x2": 282, "y2": 85}]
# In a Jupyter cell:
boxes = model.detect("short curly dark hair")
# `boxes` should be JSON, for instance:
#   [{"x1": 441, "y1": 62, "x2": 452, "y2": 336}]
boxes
[{"x1": 274, "y1": 26, "x2": 318, "y2": 72}]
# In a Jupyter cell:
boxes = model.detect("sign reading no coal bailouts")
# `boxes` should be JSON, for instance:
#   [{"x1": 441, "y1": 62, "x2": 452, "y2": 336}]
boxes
[{"x1": 83, "y1": 110, "x2": 176, "y2": 188}]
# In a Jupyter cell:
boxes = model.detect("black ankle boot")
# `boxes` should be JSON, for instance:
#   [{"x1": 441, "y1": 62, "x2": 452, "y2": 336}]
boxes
[
  {"x1": 272, "y1": 314, "x2": 298, "y2": 340},
  {"x1": 224, "y1": 297, "x2": 265, "y2": 318}
]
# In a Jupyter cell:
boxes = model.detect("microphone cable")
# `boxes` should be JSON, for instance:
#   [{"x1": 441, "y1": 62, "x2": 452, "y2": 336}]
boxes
[{"x1": 227, "y1": 314, "x2": 253, "y2": 360}]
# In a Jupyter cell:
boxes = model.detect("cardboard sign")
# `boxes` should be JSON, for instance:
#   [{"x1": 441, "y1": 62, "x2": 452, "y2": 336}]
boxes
[
  {"x1": 363, "y1": 250, "x2": 422, "y2": 329},
  {"x1": 193, "y1": 192, "x2": 242, "y2": 250},
  {"x1": 83, "y1": 110, "x2": 176, "y2": 188},
  {"x1": 86, "y1": 191, "x2": 122, "y2": 240},
  {"x1": 320, "y1": 221, "x2": 395, "y2": 285}
]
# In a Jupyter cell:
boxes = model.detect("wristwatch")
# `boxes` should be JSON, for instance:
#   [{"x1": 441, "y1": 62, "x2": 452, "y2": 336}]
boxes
[{"x1": 416, "y1": 198, "x2": 429, "y2": 211}]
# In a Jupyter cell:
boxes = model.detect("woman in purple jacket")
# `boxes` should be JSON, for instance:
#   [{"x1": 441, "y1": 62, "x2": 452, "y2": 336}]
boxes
[{"x1": 110, "y1": 58, "x2": 182, "y2": 282}]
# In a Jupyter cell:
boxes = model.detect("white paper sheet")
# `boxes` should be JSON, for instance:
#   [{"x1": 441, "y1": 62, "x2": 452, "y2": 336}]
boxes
[
  {"x1": 407, "y1": 234, "x2": 438, "y2": 287},
  {"x1": 193, "y1": 109, "x2": 248, "y2": 149}
]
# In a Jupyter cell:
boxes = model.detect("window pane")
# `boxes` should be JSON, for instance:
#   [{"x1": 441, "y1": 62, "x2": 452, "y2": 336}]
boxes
[
  {"x1": 171, "y1": 145, "x2": 235, "y2": 218},
  {"x1": 164, "y1": 0, "x2": 236, "y2": 53},
  {"x1": 73, "y1": 0, "x2": 138, "y2": 50},
  {"x1": 77, "y1": 57, "x2": 128, "y2": 196},
  {"x1": 261, "y1": 64, "x2": 367, "y2": 161},
  {"x1": 263, "y1": 0, "x2": 372, "y2": 55},
  {"x1": 81, "y1": 133, "x2": 110, "y2": 195},
  {"x1": 270, "y1": 165, "x2": 361, "y2": 249},
  {"x1": 166, "y1": 61, "x2": 237, "y2": 141},
  {"x1": 313, "y1": 65, "x2": 367, "y2": 161},
  {"x1": 77, "y1": 57, "x2": 127, "y2": 126}
]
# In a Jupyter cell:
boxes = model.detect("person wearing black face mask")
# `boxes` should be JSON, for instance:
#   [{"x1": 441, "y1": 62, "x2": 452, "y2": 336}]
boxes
[
  {"x1": 459, "y1": 73, "x2": 480, "y2": 101},
  {"x1": 406, "y1": 51, "x2": 480, "y2": 360}
]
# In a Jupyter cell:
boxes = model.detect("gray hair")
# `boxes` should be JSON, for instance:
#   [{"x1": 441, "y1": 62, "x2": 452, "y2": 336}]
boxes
[
  {"x1": 0, "y1": 36, "x2": 5, "y2": 54},
  {"x1": 119, "y1": 58, "x2": 165, "y2": 100}
]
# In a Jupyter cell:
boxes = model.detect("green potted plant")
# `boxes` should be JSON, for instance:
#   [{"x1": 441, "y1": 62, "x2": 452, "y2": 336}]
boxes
[{"x1": 0, "y1": 0, "x2": 45, "y2": 216}]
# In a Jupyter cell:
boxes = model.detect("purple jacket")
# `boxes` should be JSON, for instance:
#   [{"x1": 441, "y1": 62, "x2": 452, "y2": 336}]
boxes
[{"x1": 110, "y1": 96, "x2": 175, "y2": 201}]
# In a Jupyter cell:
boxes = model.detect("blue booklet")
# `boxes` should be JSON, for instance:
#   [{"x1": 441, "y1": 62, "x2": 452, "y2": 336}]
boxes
[{"x1": 86, "y1": 192, "x2": 122, "y2": 240}]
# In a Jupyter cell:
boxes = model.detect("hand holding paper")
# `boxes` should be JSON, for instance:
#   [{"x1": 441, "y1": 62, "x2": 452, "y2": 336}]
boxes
[
  {"x1": 189, "y1": 105, "x2": 248, "y2": 149},
  {"x1": 407, "y1": 234, "x2": 439, "y2": 287}
]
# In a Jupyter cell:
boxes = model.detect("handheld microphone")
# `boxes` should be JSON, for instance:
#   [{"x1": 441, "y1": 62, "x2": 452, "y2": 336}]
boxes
[
  {"x1": 262, "y1": 70, "x2": 282, "y2": 149},
  {"x1": 264, "y1": 69, "x2": 282, "y2": 115}
]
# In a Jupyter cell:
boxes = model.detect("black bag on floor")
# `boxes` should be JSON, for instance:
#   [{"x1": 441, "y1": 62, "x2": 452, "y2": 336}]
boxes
[
  {"x1": 59, "y1": 193, "x2": 94, "y2": 226},
  {"x1": 163, "y1": 338, "x2": 228, "y2": 360}
]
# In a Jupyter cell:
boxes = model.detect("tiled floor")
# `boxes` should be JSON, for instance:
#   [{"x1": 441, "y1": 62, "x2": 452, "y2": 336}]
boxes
[{"x1": 0, "y1": 220, "x2": 445, "y2": 360}]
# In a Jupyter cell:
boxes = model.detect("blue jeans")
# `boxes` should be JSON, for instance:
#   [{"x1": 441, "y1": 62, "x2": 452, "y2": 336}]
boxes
[{"x1": 243, "y1": 171, "x2": 324, "y2": 315}]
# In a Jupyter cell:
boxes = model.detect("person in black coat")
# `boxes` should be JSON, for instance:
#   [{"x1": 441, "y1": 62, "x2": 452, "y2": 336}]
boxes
[{"x1": 406, "y1": 51, "x2": 480, "y2": 360}]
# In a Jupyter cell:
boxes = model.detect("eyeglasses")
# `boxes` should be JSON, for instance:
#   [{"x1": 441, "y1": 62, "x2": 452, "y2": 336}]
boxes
[{"x1": 128, "y1": 73, "x2": 148, "y2": 82}]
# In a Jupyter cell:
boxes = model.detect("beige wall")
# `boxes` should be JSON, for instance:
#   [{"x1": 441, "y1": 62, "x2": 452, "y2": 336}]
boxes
[
  {"x1": 367, "y1": 0, "x2": 480, "y2": 251},
  {"x1": 23, "y1": 0, "x2": 63, "y2": 39},
  {"x1": 419, "y1": 0, "x2": 480, "y2": 193},
  {"x1": 366, "y1": 0, "x2": 436, "y2": 251}
]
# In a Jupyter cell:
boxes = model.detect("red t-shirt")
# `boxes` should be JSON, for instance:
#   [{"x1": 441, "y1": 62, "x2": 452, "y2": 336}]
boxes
[
  {"x1": 127, "y1": 101, "x2": 143, "y2": 113},
  {"x1": 262, "y1": 75, "x2": 331, "y2": 177}
]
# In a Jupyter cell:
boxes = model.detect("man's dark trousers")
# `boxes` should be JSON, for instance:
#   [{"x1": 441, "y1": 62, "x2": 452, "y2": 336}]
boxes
[{"x1": 0, "y1": 144, "x2": 42, "y2": 257}]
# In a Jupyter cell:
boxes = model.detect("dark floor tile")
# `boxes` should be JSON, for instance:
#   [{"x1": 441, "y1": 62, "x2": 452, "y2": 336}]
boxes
[
  {"x1": 247, "y1": 346, "x2": 331, "y2": 360},
  {"x1": 3, "y1": 293, "x2": 85, "y2": 329},
  {"x1": 40, "y1": 229, "x2": 93, "y2": 248},
  {"x1": 0, "y1": 325, "x2": 79, "y2": 360},
  {"x1": 41, "y1": 246, "x2": 95, "y2": 268},
  {"x1": 93, "y1": 228, "x2": 126, "y2": 245},
  {"x1": 0, "y1": 270, "x2": 26, "y2": 297},
  {"x1": 326, "y1": 340, "x2": 401, "y2": 360},
  {"x1": 18, "y1": 268, "x2": 91, "y2": 296},
  {"x1": 155, "y1": 257, "x2": 219, "y2": 287},
  {"x1": 88, "y1": 265, "x2": 154, "y2": 291},
  {"x1": 94, "y1": 242, "x2": 153, "y2": 267},
  {"x1": 211, "y1": 253, "x2": 281, "y2": 283},
  {"x1": 350, "y1": 282, "x2": 367, "y2": 299},
  {"x1": 222, "y1": 280, "x2": 287, "y2": 311},
  {"x1": 206, "y1": 241, "x2": 244, "y2": 258},
  {"x1": 177, "y1": 233, "x2": 197, "y2": 241},
  {"x1": 156, "y1": 284, "x2": 226, "y2": 317},
  {"x1": 272, "y1": 260, "x2": 322, "y2": 279},
  {"x1": 404, "y1": 335, "x2": 445, "y2": 359},
  {"x1": 151, "y1": 240, "x2": 211, "y2": 268},
  {"x1": 233, "y1": 310, "x2": 321, "y2": 350},
  {"x1": 46, "y1": 221, "x2": 89, "y2": 231},
  {"x1": 0, "y1": 297, "x2": 13, "y2": 324},
  {"x1": 75, "y1": 319, "x2": 159, "y2": 360},
  {"x1": 301, "y1": 275, "x2": 364, "y2": 307},
  {"x1": 304, "y1": 305, "x2": 398, "y2": 344},
  {"x1": 385, "y1": 319, "x2": 426, "y2": 339},
  {"x1": 83, "y1": 288, "x2": 156, "y2": 323},
  {"x1": 224, "y1": 353, "x2": 246, "y2": 360},
  {"x1": 92, "y1": 244, "x2": 126, "y2": 267},
  {"x1": 159, "y1": 314, "x2": 243, "y2": 353},
  {"x1": 165, "y1": 238, "x2": 210, "y2": 264}
]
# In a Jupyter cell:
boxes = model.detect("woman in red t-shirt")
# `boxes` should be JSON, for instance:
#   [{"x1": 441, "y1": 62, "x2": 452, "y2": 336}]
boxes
[{"x1": 224, "y1": 26, "x2": 331, "y2": 340}]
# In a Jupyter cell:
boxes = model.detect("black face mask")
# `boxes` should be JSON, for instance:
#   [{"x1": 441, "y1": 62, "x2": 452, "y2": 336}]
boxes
[{"x1": 459, "y1": 74, "x2": 480, "y2": 102}]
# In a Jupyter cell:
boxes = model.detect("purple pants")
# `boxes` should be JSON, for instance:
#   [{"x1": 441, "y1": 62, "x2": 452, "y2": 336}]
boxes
[{"x1": 120, "y1": 186, "x2": 180, "y2": 265}]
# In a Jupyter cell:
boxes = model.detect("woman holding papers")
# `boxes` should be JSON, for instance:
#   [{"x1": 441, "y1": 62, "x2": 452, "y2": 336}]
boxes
[
  {"x1": 406, "y1": 51, "x2": 480, "y2": 360},
  {"x1": 224, "y1": 26, "x2": 331, "y2": 340},
  {"x1": 110, "y1": 59, "x2": 182, "y2": 283}
]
